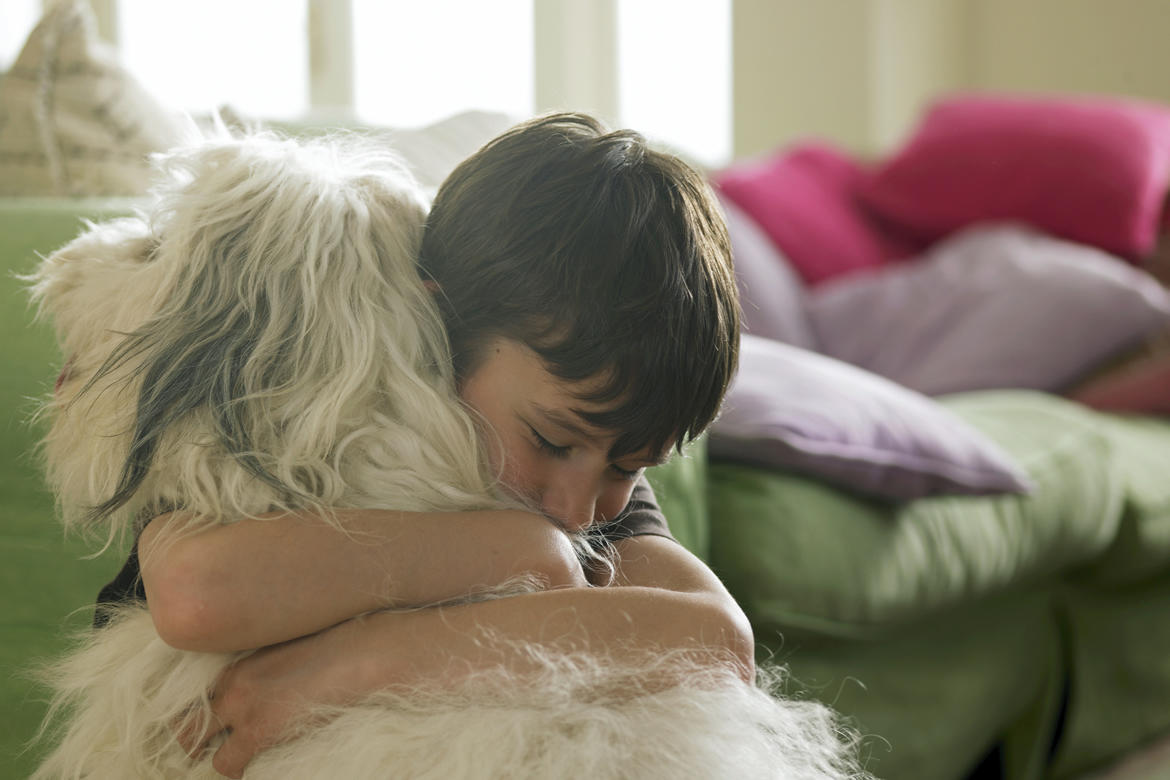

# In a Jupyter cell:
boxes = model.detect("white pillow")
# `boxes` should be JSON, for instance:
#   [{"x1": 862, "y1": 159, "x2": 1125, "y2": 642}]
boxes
[
  {"x1": 384, "y1": 110, "x2": 515, "y2": 192},
  {"x1": 264, "y1": 109, "x2": 516, "y2": 197}
]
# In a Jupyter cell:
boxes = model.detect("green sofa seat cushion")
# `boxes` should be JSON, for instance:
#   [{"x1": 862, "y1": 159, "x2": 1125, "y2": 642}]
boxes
[
  {"x1": 775, "y1": 589, "x2": 1063, "y2": 780},
  {"x1": 708, "y1": 391, "x2": 1123, "y2": 637},
  {"x1": 1072, "y1": 413, "x2": 1170, "y2": 585},
  {"x1": 1051, "y1": 574, "x2": 1170, "y2": 778}
]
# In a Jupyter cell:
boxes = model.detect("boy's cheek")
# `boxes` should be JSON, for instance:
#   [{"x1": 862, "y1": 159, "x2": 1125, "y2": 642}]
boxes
[
  {"x1": 597, "y1": 485, "x2": 636, "y2": 524},
  {"x1": 494, "y1": 445, "x2": 543, "y2": 508}
]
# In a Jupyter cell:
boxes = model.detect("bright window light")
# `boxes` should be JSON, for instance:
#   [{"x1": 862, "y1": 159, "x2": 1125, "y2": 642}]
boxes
[
  {"x1": 352, "y1": 0, "x2": 533, "y2": 128},
  {"x1": 117, "y1": 0, "x2": 308, "y2": 118},
  {"x1": 0, "y1": 0, "x2": 41, "y2": 71},
  {"x1": 617, "y1": 0, "x2": 731, "y2": 166}
]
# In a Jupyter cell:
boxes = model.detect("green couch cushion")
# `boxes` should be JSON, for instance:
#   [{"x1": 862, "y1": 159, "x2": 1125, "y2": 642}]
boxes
[{"x1": 708, "y1": 391, "x2": 1123, "y2": 637}]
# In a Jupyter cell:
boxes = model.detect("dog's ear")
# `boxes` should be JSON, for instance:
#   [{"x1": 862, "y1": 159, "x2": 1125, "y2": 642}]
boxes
[
  {"x1": 27, "y1": 218, "x2": 162, "y2": 366},
  {"x1": 28, "y1": 217, "x2": 178, "y2": 540},
  {"x1": 86, "y1": 134, "x2": 454, "y2": 528}
]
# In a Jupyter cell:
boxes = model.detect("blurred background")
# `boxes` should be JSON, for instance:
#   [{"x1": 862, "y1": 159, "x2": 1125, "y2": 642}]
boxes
[
  {"x1": 6, "y1": 4, "x2": 1170, "y2": 778},
  {"x1": 3, "y1": 0, "x2": 1170, "y2": 168}
]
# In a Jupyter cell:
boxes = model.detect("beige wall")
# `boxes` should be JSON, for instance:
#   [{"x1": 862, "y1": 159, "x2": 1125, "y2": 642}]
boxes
[
  {"x1": 869, "y1": 0, "x2": 969, "y2": 151},
  {"x1": 731, "y1": 0, "x2": 1170, "y2": 160},
  {"x1": 967, "y1": 0, "x2": 1170, "y2": 101},
  {"x1": 731, "y1": 0, "x2": 878, "y2": 158}
]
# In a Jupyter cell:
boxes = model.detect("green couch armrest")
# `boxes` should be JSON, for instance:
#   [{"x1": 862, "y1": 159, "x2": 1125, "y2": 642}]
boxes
[
  {"x1": 645, "y1": 435, "x2": 709, "y2": 561},
  {"x1": 1, "y1": 197, "x2": 142, "y2": 778}
]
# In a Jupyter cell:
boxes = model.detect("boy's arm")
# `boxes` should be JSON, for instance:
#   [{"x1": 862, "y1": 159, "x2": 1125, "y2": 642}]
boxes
[
  {"x1": 139, "y1": 508, "x2": 587, "y2": 653},
  {"x1": 196, "y1": 537, "x2": 754, "y2": 778},
  {"x1": 605, "y1": 534, "x2": 754, "y2": 672},
  {"x1": 608, "y1": 533, "x2": 740, "y2": 599}
]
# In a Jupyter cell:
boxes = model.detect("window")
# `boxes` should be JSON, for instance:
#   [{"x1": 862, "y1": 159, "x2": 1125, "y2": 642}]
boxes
[
  {"x1": 1, "y1": 0, "x2": 731, "y2": 162},
  {"x1": 352, "y1": 0, "x2": 533, "y2": 128},
  {"x1": 0, "y1": 0, "x2": 40, "y2": 70},
  {"x1": 617, "y1": 0, "x2": 731, "y2": 166},
  {"x1": 117, "y1": 0, "x2": 308, "y2": 118}
]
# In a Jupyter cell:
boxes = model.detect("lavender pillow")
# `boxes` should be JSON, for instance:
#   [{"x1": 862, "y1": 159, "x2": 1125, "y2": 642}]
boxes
[
  {"x1": 808, "y1": 225, "x2": 1170, "y2": 396},
  {"x1": 718, "y1": 193, "x2": 818, "y2": 349},
  {"x1": 710, "y1": 334, "x2": 1032, "y2": 500}
]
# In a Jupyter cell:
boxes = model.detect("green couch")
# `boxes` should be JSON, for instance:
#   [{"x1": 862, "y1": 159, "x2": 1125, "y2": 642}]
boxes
[{"x1": 4, "y1": 199, "x2": 1170, "y2": 780}]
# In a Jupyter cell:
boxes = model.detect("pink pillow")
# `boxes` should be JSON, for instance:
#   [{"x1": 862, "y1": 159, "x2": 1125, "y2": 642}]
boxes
[
  {"x1": 860, "y1": 94, "x2": 1170, "y2": 260},
  {"x1": 1070, "y1": 353, "x2": 1170, "y2": 414},
  {"x1": 713, "y1": 143, "x2": 914, "y2": 285}
]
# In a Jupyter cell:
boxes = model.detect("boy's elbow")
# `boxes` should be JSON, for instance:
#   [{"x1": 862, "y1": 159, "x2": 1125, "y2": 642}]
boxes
[
  {"x1": 148, "y1": 596, "x2": 220, "y2": 652},
  {"x1": 541, "y1": 531, "x2": 591, "y2": 590},
  {"x1": 142, "y1": 552, "x2": 235, "y2": 652},
  {"x1": 696, "y1": 595, "x2": 755, "y2": 683},
  {"x1": 722, "y1": 603, "x2": 756, "y2": 683},
  {"x1": 508, "y1": 515, "x2": 589, "y2": 590}
]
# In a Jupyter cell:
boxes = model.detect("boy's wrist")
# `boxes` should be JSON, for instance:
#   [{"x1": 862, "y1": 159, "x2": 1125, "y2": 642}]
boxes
[{"x1": 346, "y1": 610, "x2": 470, "y2": 693}]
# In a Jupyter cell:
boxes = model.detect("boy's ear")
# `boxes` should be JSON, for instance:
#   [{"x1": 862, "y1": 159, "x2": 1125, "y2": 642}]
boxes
[{"x1": 423, "y1": 278, "x2": 441, "y2": 293}]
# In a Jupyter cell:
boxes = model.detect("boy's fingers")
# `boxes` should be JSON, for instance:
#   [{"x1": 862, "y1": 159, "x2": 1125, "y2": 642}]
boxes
[
  {"x1": 212, "y1": 730, "x2": 257, "y2": 780},
  {"x1": 172, "y1": 704, "x2": 225, "y2": 759}
]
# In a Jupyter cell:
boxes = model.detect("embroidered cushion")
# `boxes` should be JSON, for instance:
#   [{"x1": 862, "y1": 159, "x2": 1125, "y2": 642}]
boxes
[{"x1": 0, "y1": 0, "x2": 188, "y2": 196}]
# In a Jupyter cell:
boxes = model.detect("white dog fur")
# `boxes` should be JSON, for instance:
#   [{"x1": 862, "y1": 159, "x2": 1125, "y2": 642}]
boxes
[{"x1": 29, "y1": 132, "x2": 869, "y2": 779}]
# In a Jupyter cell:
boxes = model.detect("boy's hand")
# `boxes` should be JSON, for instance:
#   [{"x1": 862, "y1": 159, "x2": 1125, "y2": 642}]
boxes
[{"x1": 179, "y1": 618, "x2": 382, "y2": 778}]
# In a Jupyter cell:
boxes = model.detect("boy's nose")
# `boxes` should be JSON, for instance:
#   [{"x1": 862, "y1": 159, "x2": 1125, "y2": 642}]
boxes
[{"x1": 541, "y1": 483, "x2": 597, "y2": 534}]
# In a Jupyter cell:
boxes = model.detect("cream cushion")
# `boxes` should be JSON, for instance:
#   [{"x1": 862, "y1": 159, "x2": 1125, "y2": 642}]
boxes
[{"x1": 0, "y1": 0, "x2": 188, "y2": 196}]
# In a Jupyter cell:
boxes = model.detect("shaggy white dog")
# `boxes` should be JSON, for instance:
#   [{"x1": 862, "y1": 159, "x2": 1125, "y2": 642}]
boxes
[{"x1": 29, "y1": 132, "x2": 869, "y2": 779}]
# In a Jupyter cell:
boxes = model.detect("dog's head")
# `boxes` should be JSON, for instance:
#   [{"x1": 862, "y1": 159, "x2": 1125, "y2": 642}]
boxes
[{"x1": 31, "y1": 133, "x2": 497, "y2": 542}]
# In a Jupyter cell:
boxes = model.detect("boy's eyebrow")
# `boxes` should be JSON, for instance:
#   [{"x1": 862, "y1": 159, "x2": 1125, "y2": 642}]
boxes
[
  {"x1": 532, "y1": 403, "x2": 599, "y2": 440},
  {"x1": 635, "y1": 452, "x2": 672, "y2": 469}
]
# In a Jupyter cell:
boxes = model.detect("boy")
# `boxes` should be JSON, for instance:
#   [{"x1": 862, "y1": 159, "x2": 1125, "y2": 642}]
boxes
[{"x1": 130, "y1": 113, "x2": 746, "y2": 778}]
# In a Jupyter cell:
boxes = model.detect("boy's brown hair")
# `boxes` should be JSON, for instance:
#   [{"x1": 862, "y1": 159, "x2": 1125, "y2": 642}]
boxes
[{"x1": 420, "y1": 112, "x2": 739, "y2": 459}]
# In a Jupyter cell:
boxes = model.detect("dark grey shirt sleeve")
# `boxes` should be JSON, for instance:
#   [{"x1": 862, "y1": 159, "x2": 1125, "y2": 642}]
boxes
[{"x1": 592, "y1": 475, "x2": 675, "y2": 544}]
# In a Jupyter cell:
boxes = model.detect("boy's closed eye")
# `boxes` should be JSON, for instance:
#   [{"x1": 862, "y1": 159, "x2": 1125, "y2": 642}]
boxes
[
  {"x1": 609, "y1": 462, "x2": 643, "y2": 481},
  {"x1": 527, "y1": 422, "x2": 570, "y2": 458},
  {"x1": 525, "y1": 422, "x2": 643, "y2": 481}
]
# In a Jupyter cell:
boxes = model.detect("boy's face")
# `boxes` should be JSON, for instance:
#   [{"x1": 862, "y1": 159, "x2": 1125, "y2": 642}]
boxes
[{"x1": 459, "y1": 338, "x2": 669, "y2": 533}]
